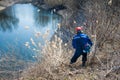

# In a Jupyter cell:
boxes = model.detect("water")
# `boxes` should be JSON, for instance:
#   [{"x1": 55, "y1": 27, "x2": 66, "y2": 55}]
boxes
[{"x1": 0, "y1": 4, "x2": 61, "y2": 61}]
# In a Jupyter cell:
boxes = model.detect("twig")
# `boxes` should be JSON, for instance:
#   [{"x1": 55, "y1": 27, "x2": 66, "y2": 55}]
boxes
[
  {"x1": 104, "y1": 66, "x2": 120, "y2": 77},
  {"x1": 95, "y1": 55, "x2": 104, "y2": 66}
]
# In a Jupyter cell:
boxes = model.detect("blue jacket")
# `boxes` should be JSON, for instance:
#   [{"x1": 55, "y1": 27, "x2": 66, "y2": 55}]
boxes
[{"x1": 72, "y1": 33, "x2": 93, "y2": 51}]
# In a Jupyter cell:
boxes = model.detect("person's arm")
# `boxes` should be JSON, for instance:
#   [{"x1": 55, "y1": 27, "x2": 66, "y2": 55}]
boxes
[
  {"x1": 72, "y1": 37, "x2": 76, "y2": 49},
  {"x1": 87, "y1": 36, "x2": 93, "y2": 46}
]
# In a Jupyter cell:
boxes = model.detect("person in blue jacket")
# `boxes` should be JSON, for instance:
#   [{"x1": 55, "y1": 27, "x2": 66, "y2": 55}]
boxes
[{"x1": 70, "y1": 26, "x2": 93, "y2": 67}]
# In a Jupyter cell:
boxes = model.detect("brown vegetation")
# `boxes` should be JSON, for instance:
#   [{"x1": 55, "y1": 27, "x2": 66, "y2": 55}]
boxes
[
  {"x1": 20, "y1": 0, "x2": 120, "y2": 80},
  {"x1": 0, "y1": 0, "x2": 119, "y2": 80}
]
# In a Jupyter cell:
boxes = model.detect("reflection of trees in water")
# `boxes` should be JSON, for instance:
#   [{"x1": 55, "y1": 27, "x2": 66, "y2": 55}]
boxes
[
  {"x1": 0, "y1": 9, "x2": 18, "y2": 32},
  {"x1": 36, "y1": 14, "x2": 50, "y2": 26},
  {"x1": 34, "y1": 8, "x2": 61, "y2": 27}
]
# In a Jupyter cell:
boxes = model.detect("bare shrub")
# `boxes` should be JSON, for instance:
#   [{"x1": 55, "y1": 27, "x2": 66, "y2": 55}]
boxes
[
  {"x1": 83, "y1": 0, "x2": 120, "y2": 79},
  {"x1": 83, "y1": 0, "x2": 120, "y2": 58},
  {"x1": 22, "y1": 26, "x2": 74, "y2": 80}
]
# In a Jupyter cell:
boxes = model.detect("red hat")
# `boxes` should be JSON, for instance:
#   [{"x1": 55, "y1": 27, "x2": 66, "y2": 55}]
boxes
[{"x1": 75, "y1": 26, "x2": 83, "y2": 32}]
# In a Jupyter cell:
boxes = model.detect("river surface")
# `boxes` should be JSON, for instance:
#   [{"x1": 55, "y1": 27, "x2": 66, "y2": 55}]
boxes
[{"x1": 0, "y1": 4, "x2": 61, "y2": 61}]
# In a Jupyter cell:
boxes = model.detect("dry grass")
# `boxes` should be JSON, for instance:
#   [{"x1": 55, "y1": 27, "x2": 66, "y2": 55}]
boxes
[
  {"x1": 20, "y1": 0, "x2": 120, "y2": 80},
  {"x1": 0, "y1": 0, "x2": 119, "y2": 80},
  {"x1": 21, "y1": 26, "x2": 120, "y2": 80},
  {"x1": 21, "y1": 31, "x2": 74, "y2": 80}
]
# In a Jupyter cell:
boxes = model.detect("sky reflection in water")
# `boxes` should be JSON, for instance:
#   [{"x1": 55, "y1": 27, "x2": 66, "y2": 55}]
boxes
[{"x1": 0, "y1": 4, "x2": 61, "y2": 61}]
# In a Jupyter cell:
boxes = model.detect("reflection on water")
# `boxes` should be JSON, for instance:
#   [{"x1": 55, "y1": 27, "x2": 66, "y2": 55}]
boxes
[
  {"x1": 34, "y1": 8, "x2": 61, "y2": 27},
  {"x1": 0, "y1": 4, "x2": 61, "y2": 61},
  {"x1": 0, "y1": 12, "x2": 18, "y2": 32}
]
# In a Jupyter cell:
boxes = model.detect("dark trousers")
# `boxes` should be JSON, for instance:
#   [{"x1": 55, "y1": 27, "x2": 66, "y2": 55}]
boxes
[{"x1": 70, "y1": 50, "x2": 87, "y2": 64}]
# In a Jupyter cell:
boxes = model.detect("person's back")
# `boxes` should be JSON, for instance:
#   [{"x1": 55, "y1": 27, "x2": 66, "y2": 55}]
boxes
[{"x1": 72, "y1": 32, "x2": 92, "y2": 50}]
